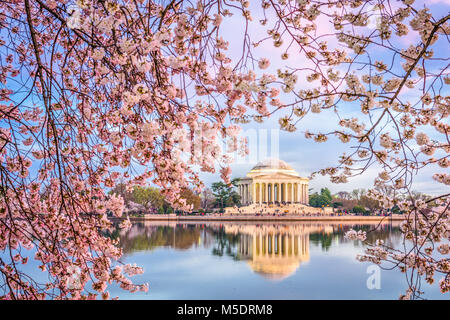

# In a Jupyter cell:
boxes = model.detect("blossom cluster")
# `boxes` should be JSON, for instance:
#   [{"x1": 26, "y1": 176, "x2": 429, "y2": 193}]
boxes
[{"x1": 0, "y1": 0, "x2": 256, "y2": 299}]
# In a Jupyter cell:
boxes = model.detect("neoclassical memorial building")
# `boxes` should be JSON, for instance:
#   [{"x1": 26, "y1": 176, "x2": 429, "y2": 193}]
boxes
[{"x1": 237, "y1": 159, "x2": 309, "y2": 205}]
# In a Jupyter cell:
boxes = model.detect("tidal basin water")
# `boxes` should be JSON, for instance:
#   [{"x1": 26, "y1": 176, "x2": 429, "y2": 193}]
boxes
[{"x1": 109, "y1": 221, "x2": 446, "y2": 300}]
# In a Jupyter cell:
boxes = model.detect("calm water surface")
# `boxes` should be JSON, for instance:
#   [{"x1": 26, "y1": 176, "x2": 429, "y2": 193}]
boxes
[{"x1": 108, "y1": 221, "x2": 447, "y2": 300}]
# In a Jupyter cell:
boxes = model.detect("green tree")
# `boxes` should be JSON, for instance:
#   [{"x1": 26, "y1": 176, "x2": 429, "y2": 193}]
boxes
[
  {"x1": 332, "y1": 201, "x2": 343, "y2": 208},
  {"x1": 309, "y1": 232, "x2": 334, "y2": 251},
  {"x1": 132, "y1": 186, "x2": 164, "y2": 210},
  {"x1": 309, "y1": 188, "x2": 333, "y2": 208},
  {"x1": 352, "y1": 205, "x2": 367, "y2": 215},
  {"x1": 320, "y1": 188, "x2": 332, "y2": 202},
  {"x1": 309, "y1": 194, "x2": 330, "y2": 207},
  {"x1": 211, "y1": 178, "x2": 241, "y2": 209}
]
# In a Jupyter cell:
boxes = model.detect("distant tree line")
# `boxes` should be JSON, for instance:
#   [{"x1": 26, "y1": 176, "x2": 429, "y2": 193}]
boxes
[
  {"x1": 109, "y1": 183, "x2": 201, "y2": 215},
  {"x1": 109, "y1": 180, "x2": 242, "y2": 215},
  {"x1": 310, "y1": 187, "x2": 434, "y2": 215},
  {"x1": 110, "y1": 181, "x2": 433, "y2": 216}
]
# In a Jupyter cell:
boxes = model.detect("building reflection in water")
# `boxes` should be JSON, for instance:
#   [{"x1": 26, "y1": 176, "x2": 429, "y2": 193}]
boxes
[
  {"x1": 225, "y1": 224, "x2": 332, "y2": 280},
  {"x1": 116, "y1": 221, "x2": 399, "y2": 281}
]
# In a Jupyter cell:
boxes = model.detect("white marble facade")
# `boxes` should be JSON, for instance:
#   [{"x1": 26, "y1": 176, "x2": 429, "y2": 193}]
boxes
[{"x1": 237, "y1": 159, "x2": 309, "y2": 205}]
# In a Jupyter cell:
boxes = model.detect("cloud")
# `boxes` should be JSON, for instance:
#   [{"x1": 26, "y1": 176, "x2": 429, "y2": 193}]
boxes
[{"x1": 197, "y1": 1, "x2": 448, "y2": 197}]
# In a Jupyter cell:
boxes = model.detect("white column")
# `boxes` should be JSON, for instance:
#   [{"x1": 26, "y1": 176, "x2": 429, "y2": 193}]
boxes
[
  {"x1": 245, "y1": 184, "x2": 248, "y2": 204},
  {"x1": 288, "y1": 182, "x2": 292, "y2": 202},
  {"x1": 252, "y1": 183, "x2": 256, "y2": 204},
  {"x1": 271, "y1": 183, "x2": 274, "y2": 202},
  {"x1": 244, "y1": 184, "x2": 247, "y2": 204},
  {"x1": 300, "y1": 183, "x2": 303, "y2": 203},
  {"x1": 278, "y1": 183, "x2": 281, "y2": 202},
  {"x1": 304, "y1": 184, "x2": 307, "y2": 203},
  {"x1": 302, "y1": 183, "x2": 306, "y2": 203},
  {"x1": 303, "y1": 183, "x2": 306, "y2": 203},
  {"x1": 305, "y1": 183, "x2": 309, "y2": 204},
  {"x1": 262, "y1": 183, "x2": 265, "y2": 203},
  {"x1": 288, "y1": 183, "x2": 292, "y2": 203},
  {"x1": 284, "y1": 183, "x2": 287, "y2": 203},
  {"x1": 292, "y1": 182, "x2": 295, "y2": 203},
  {"x1": 272, "y1": 183, "x2": 275, "y2": 202},
  {"x1": 299, "y1": 183, "x2": 302, "y2": 203},
  {"x1": 270, "y1": 183, "x2": 273, "y2": 202},
  {"x1": 259, "y1": 182, "x2": 262, "y2": 204}
]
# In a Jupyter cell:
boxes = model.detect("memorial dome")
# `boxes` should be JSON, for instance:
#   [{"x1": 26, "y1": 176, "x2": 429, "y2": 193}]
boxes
[
  {"x1": 251, "y1": 158, "x2": 294, "y2": 171},
  {"x1": 247, "y1": 158, "x2": 300, "y2": 178}
]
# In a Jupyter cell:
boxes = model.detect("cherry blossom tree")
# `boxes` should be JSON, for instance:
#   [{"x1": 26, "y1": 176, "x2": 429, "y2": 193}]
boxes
[
  {"x1": 247, "y1": 0, "x2": 449, "y2": 299},
  {"x1": 0, "y1": 0, "x2": 249, "y2": 299},
  {"x1": 0, "y1": 0, "x2": 448, "y2": 300}
]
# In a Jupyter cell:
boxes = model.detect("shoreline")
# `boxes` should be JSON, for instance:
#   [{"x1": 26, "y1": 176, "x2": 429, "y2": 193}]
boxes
[{"x1": 114, "y1": 214, "x2": 407, "y2": 222}]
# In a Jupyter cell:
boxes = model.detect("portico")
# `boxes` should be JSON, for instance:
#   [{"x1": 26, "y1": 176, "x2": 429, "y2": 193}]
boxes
[{"x1": 237, "y1": 159, "x2": 309, "y2": 205}]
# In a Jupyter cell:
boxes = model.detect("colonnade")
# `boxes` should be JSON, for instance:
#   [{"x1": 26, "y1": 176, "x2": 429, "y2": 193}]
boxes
[
  {"x1": 238, "y1": 181, "x2": 309, "y2": 205},
  {"x1": 238, "y1": 232, "x2": 309, "y2": 258}
]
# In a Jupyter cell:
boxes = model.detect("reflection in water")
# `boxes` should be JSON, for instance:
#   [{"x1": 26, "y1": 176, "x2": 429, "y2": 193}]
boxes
[
  {"x1": 115, "y1": 221, "x2": 400, "y2": 281},
  {"x1": 118, "y1": 221, "x2": 202, "y2": 252},
  {"x1": 228, "y1": 224, "x2": 315, "y2": 280},
  {"x1": 105, "y1": 221, "x2": 449, "y2": 299}
]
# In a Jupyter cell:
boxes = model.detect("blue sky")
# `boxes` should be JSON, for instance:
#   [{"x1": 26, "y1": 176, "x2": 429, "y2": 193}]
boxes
[
  {"x1": 2, "y1": 0, "x2": 449, "y2": 197},
  {"x1": 197, "y1": 0, "x2": 450, "y2": 196}
]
